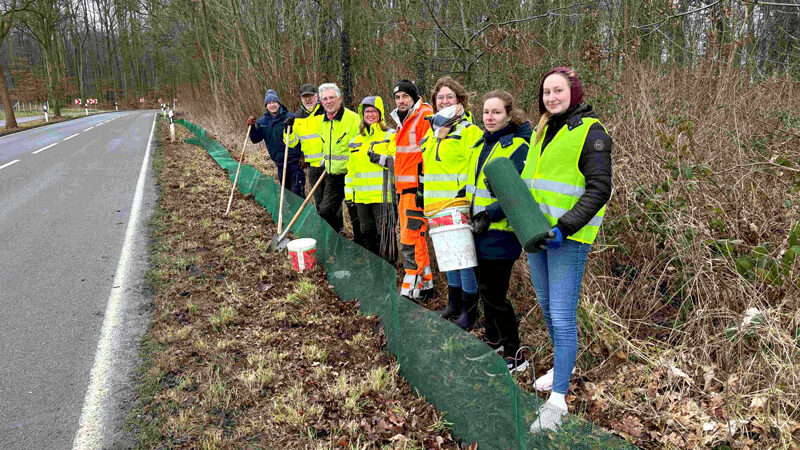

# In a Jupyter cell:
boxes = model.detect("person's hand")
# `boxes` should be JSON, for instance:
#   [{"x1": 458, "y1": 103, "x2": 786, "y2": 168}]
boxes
[
  {"x1": 284, "y1": 116, "x2": 295, "y2": 127},
  {"x1": 246, "y1": 116, "x2": 256, "y2": 126},
  {"x1": 470, "y1": 211, "x2": 490, "y2": 234},
  {"x1": 368, "y1": 150, "x2": 381, "y2": 165},
  {"x1": 299, "y1": 156, "x2": 309, "y2": 169},
  {"x1": 539, "y1": 226, "x2": 563, "y2": 250},
  {"x1": 345, "y1": 200, "x2": 355, "y2": 209}
]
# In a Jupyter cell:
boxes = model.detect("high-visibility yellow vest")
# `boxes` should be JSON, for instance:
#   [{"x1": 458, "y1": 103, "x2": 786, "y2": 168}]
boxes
[
  {"x1": 320, "y1": 107, "x2": 360, "y2": 175},
  {"x1": 420, "y1": 119, "x2": 482, "y2": 206},
  {"x1": 286, "y1": 104, "x2": 325, "y2": 167},
  {"x1": 345, "y1": 125, "x2": 395, "y2": 204},
  {"x1": 520, "y1": 117, "x2": 607, "y2": 244},
  {"x1": 466, "y1": 136, "x2": 529, "y2": 232}
]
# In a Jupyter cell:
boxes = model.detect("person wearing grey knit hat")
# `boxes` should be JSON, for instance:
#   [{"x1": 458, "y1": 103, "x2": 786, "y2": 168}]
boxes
[{"x1": 246, "y1": 89, "x2": 305, "y2": 197}]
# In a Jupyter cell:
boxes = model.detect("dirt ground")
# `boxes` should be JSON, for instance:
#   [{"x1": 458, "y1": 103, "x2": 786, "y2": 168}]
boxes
[{"x1": 128, "y1": 121, "x2": 459, "y2": 448}]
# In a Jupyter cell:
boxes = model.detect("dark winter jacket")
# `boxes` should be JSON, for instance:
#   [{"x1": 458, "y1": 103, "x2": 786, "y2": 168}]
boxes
[
  {"x1": 249, "y1": 104, "x2": 302, "y2": 165},
  {"x1": 539, "y1": 104, "x2": 612, "y2": 238},
  {"x1": 472, "y1": 121, "x2": 531, "y2": 260}
]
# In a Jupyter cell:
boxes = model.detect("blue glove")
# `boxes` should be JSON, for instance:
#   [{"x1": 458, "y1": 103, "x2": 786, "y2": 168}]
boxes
[{"x1": 539, "y1": 226, "x2": 563, "y2": 250}]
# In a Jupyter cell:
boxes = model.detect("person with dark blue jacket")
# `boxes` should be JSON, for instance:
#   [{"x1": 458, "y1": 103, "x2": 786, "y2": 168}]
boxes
[
  {"x1": 466, "y1": 90, "x2": 532, "y2": 373},
  {"x1": 247, "y1": 89, "x2": 305, "y2": 197}
]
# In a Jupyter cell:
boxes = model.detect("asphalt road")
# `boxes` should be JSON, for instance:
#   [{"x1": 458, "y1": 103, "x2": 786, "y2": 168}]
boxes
[{"x1": 0, "y1": 111, "x2": 158, "y2": 449}]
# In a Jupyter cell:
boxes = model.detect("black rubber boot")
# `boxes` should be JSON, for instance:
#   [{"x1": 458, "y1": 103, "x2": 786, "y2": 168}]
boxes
[
  {"x1": 441, "y1": 286, "x2": 462, "y2": 320},
  {"x1": 456, "y1": 291, "x2": 479, "y2": 330}
]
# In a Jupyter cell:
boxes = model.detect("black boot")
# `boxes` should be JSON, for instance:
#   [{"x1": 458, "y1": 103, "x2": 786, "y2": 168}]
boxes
[
  {"x1": 441, "y1": 286, "x2": 462, "y2": 319},
  {"x1": 456, "y1": 291, "x2": 479, "y2": 330}
]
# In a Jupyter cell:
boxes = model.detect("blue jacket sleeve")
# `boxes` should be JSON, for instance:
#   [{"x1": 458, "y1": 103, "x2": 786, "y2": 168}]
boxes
[
  {"x1": 486, "y1": 142, "x2": 529, "y2": 221},
  {"x1": 249, "y1": 116, "x2": 266, "y2": 144}
]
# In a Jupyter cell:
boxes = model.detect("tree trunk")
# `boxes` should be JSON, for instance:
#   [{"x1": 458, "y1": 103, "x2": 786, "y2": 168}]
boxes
[{"x1": 0, "y1": 63, "x2": 18, "y2": 129}]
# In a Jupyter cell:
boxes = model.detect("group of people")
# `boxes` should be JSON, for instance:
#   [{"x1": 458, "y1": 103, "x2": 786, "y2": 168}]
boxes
[{"x1": 246, "y1": 68, "x2": 612, "y2": 432}]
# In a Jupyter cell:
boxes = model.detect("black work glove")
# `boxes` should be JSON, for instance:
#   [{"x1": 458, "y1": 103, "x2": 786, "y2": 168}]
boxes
[
  {"x1": 368, "y1": 150, "x2": 381, "y2": 165},
  {"x1": 283, "y1": 116, "x2": 295, "y2": 127},
  {"x1": 470, "y1": 211, "x2": 491, "y2": 234},
  {"x1": 345, "y1": 200, "x2": 355, "y2": 209},
  {"x1": 414, "y1": 190, "x2": 424, "y2": 209}
]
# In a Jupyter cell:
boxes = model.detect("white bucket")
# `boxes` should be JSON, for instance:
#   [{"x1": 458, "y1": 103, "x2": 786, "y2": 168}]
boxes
[
  {"x1": 428, "y1": 221, "x2": 478, "y2": 272},
  {"x1": 287, "y1": 238, "x2": 317, "y2": 272}
]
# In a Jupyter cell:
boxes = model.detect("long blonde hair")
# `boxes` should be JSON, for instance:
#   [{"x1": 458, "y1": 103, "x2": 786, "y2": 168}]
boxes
[{"x1": 533, "y1": 113, "x2": 551, "y2": 147}]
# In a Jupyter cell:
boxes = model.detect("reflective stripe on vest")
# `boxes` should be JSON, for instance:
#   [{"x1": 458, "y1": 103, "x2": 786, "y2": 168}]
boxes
[
  {"x1": 347, "y1": 127, "x2": 394, "y2": 204},
  {"x1": 421, "y1": 119, "x2": 481, "y2": 206},
  {"x1": 465, "y1": 137, "x2": 527, "y2": 232},
  {"x1": 521, "y1": 117, "x2": 607, "y2": 244},
  {"x1": 394, "y1": 102, "x2": 431, "y2": 191},
  {"x1": 293, "y1": 106, "x2": 325, "y2": 165}
]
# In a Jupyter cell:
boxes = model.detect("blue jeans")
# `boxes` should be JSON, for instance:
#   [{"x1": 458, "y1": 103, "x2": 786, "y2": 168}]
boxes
[
  {"x1": 527, "y1": 239, "x2": 591, "y2": 394},
  {"x1": 446, "y1": 268, "x2": 477, "y2": 294}
]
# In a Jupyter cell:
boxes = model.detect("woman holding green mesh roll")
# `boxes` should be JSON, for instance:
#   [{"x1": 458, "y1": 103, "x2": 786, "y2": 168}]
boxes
[
  {"x1": 466, "y1": 90, "x2": 531, "y2": 372},
  {"x1": 522, "y1": 68, "x2": 613, "y2": 433}
]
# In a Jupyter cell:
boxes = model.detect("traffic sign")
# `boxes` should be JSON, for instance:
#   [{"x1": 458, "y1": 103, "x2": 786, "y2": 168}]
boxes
[
  {"x1": 75, "y1": 98, "x2": 82, "y2": 105},
  {"x1": 139, "y1": 98, "x2": 145, "y2": 103}
]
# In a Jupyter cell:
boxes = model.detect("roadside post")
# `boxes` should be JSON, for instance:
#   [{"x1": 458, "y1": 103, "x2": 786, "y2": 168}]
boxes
[
  {"x1": 115, "y1": 101, "x2": 118, "y2": 111},
  {"x1": 169, "y1": 108, "x2": 175, "y2": 142},
  {"x1": 43, "y1": 103, "x2": 48, "y2": 122}
]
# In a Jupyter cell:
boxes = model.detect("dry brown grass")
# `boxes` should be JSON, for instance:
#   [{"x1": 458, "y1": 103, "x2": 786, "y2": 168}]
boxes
[
  {"x1": 131, "y1": 122, "x2": 455, "y2": 448},
  {"x1": 173, "y1": 60, "x2": 799, "y2": 448}
]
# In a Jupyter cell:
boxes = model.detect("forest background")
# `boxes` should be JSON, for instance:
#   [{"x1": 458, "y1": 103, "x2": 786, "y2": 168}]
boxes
[{"x1": 2, "y1": 0, "x2": 799, "y2": 447}]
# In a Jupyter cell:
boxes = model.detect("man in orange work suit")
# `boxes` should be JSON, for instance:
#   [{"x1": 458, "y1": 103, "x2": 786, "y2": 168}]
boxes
[{"x1": 388, "y1": 80, "x2": 435, "y2": 302}]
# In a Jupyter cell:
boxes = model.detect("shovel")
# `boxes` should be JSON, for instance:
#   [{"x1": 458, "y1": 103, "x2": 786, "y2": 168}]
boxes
[
  {"x1": 276, "y1": 125, "x2": 292, "y2": 234},
  {"x1": 224, "y1": 124, "x2": 252, "y2": 216},
  {"x1": 269, "y1": 170, "x2": 326, "y2": 251}
]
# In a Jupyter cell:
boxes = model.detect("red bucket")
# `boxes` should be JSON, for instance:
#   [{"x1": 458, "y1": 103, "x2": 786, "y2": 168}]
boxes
[{"x1": 287, "y1": 238, "x2": 317, "y2": 272}]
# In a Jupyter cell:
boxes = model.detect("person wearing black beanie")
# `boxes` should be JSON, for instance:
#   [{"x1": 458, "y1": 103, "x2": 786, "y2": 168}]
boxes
[{"x1": 389, "y1": 79, "x2": 436, "y2": 303}]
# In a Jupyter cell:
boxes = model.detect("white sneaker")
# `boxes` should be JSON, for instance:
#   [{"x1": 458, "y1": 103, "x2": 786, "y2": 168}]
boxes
[
  {"x1": 534, "y1": 368, "x2": 555, "y2": 391},
  {"x1": 529, "y1": 402, "x2": 568, "y2": 433},
  {"x1": 534, "y1": 367, "x2": 576, "y2": 392}
]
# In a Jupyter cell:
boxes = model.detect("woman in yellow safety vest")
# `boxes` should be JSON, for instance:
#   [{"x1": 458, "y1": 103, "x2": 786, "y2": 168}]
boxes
[
  {"x1": 419, "y1": 77, "x2": 482, "y2": 327},
  {"x1": 466, "y1": 90, "x2": 531, "y2": 373},
  {"x1": 522, "y1": 68, "x2": 612, "y2": 433},
  {"x1": 344, "y1": 96, "x2": 397, "y2": 262}
]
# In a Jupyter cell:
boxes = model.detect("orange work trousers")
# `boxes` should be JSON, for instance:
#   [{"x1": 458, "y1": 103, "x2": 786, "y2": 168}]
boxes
[{"x1": 398, "y1": 192, "x2": 433, "y2": 298}]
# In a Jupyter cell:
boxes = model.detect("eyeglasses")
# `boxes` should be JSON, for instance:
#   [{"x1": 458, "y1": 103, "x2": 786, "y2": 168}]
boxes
[{"x1": 436, "y1": 94, "x2": 456, "y2": 101}]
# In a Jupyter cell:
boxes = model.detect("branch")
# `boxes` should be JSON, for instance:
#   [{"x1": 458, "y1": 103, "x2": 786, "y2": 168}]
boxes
[
  {"x1": 421, "y1": 0, "x2": 467, "y2": 54},
  {"x1": 632, "y1": 0, "x2": 722, "y2": 31},
  {"x1": 468, "y1": 1, "x2": 593, "y2": 45},
  {"x1": 743, "y1": 0, "x2": 800, "y2": 7}
]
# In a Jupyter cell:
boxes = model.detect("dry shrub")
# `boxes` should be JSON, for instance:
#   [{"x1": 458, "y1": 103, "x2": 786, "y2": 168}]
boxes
[{"x1": 173, "y1": 59, "x2": 799, "y2": 448}]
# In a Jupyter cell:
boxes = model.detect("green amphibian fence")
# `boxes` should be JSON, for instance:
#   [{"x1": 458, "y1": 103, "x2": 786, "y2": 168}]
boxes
[{"x1": 177, "y1": 118, "x2": 634, "y2": 450}]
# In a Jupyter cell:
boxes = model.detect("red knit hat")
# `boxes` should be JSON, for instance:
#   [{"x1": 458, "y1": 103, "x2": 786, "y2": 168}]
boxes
[{"x1": 538, "y1": 67, "x2": 584, "y2": 114}]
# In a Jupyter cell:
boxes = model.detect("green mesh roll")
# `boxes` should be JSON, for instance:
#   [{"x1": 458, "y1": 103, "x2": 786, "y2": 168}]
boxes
[{"x1": 484, "y1": 157, "x2": 551, "y2": 253}]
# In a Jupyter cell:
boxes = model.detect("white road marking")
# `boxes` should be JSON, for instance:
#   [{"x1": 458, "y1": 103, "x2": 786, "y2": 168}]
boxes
[
  {"x1": 64, "y1": 133, "x2": 80, "y2": 141},
  {"x1": 84, "y1": 126, "x2": 94, "y2": 131},
  {"x1": 0, "y1": 159, "x2": 20, "y2": 170},
  {"x1": 32, "y1": 143, "x2": 58, "y2": 154},
  {"x1": 72, "y1": 112, "x2": 157, "y2": 449}
]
